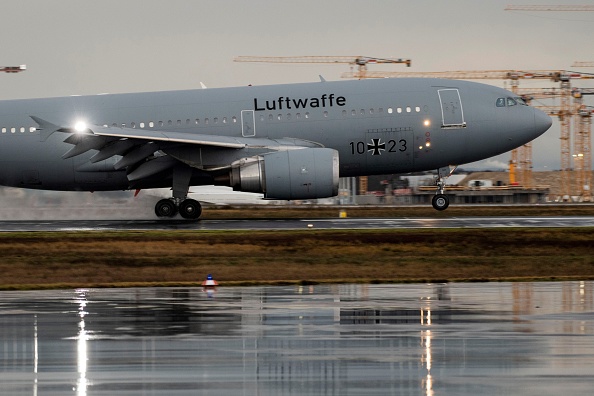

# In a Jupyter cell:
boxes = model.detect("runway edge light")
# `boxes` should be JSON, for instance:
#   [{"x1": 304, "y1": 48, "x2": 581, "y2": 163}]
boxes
[{"x1": 202, "y1": 274, "x2": 219, "y2": 287}]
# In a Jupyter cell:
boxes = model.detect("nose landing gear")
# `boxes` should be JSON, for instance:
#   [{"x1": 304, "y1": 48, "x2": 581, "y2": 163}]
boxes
[{"x1": 432, "y1": 166, "x2": 457, "y2": 211}]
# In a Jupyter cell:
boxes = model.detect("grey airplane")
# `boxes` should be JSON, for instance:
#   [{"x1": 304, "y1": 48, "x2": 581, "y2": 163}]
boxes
[{"x1": 0, "y1": 78, "x2": 551, "y2": 219}]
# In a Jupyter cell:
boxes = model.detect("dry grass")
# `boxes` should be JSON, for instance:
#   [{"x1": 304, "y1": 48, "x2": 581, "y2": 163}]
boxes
[{"x1": 0, "y1": 228, "x2": 592, "y2": 289}]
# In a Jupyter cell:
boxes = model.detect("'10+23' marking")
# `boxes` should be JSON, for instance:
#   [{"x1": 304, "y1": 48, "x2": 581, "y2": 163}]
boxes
[{"x1": 350, "y1": 138, "x2": 407, "y2": 156}]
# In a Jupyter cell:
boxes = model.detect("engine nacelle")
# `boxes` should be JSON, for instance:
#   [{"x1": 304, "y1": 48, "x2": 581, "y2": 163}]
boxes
[{"x1": 228, "y1": 148, "x2": 339, "y2": 200}]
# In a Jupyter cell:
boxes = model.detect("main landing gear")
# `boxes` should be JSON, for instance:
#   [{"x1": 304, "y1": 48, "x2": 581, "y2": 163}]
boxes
[
  {"x1": 155, "y1": 198, "x2": 202, "y2": 219},
  {"x1": 154, "y1": 165, "x2": 202, "y2": 220},
  {"x1": 431, "y1": 166, "x2": 457, "y2": 211}
]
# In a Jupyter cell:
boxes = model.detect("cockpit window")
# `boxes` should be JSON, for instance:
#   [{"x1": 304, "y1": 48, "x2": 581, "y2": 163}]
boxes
[
  {"x1": 506, "y1": 97, "x2": 517, "y2": 107},
  {"x1": 496, "y1": 98, "x2": 506, "y2": 107},
  {"x1": 514, "y1": 96, "x2": 527, "y2": 105}
]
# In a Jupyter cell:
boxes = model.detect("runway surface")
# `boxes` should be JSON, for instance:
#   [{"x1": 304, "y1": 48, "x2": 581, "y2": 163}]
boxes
[
  {"x1": 1, "y1": 282, "x2": 593, "y2": 395},
  {"x1": 0, "y1": 216, "x2": 593, "y2": 231}
]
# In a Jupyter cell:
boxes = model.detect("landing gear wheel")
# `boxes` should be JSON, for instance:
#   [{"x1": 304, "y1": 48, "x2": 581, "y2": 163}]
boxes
[
  {"x1": 179, "y1": 198, "x2": 202, "y2": 220},
  {"x1": 432, "y1": 194, "x2": 449, "y2": 211},
  {"x1": 155, "y1": 199, "x2": 177, "y2": 218}
]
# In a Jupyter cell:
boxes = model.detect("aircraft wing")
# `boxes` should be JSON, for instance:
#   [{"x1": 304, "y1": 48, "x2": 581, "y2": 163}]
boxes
[{"x1": 31, "y1": 116, "x2": 324, "y2": 183}]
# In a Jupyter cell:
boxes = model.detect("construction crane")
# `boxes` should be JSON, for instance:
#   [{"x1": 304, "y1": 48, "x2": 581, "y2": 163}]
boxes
[
  {"x1": 572, "y1": 62, "x2": 594, "y2": 68},
  {"x1": 505, "y1": 5, "x2": 594, "y2": 11},
  {"x1": 516, "y1": 87, "x2": 592, "y2": 200},
  {"x1": 341, "y1": 69, "x2": 593, "y2": 194},
  {"x1": 0, "y1": 65, "x2": 26, "y2": 73},
  {"x1": 235, "y1": 55, "x2": 411, "y2": 195},
  {"x1": 234, "y1": 56, "x2": 411, "y2": 80}
]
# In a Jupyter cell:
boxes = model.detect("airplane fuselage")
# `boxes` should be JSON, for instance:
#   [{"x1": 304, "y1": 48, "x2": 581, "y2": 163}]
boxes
[{"x1": 0, "y1": 78, "x2": 551, "y2": 216}]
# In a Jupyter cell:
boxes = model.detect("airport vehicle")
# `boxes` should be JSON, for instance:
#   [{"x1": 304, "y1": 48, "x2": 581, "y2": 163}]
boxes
[{"x1": 0, "y1": 78, "x2": 551, "y2": 219}]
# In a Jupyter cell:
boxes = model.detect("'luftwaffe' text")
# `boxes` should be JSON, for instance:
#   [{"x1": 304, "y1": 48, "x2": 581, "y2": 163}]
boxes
[{"x1": 254, "y1": 94, "x2": 346, "y2": 111}]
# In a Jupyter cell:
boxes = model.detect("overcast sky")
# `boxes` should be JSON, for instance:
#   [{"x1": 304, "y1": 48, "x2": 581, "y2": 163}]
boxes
[{"x1": 1, "y1": 0, "x2": 593, "y2": 171}]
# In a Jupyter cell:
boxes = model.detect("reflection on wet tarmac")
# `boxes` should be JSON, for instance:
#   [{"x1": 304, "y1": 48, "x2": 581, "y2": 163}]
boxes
[{"x1": 1, "y1": 282, "x2": 593, "y2": 395}]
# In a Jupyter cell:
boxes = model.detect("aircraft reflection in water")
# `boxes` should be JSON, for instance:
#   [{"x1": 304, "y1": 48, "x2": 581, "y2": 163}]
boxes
[{"x1": 0, "y1": 283, "x2": 593, "y2": 395}]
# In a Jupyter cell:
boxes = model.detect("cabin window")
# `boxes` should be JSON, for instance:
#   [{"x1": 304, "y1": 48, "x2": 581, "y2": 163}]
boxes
[
  {"x1": 140, "y1": 122, "x2": 145, "y2": 128},
  {"x1": 287, "y1": 113, "x2": 292, "y2": 120},
  {"x1": 369, "y1": 108, "x2": 374, "y2": 115},
  {"x1": 342, "y1": 110, "x2": 347, "y2": 117},
  {"x1": 2, "y1": 128, "x2": 6, "y2": 133},
  {"x1": 30, "y1": 127, "x2": 36, "y2": 132},
  {"x1": 360, "y1": 109, "x2": 365, "y2": 116},
  {"x1": 268, "y1": 114, "x2": 273, "y2": 121},
  {"x1": 406, "y1": 107, "x2": 411, "y2": 113},
  {"x1": 296, "y1": 113, "x2": 301, "y2": 119},
  {"x1": 277, "y1": 114, "x2": 282, "y2": 120},
  {"x1": 11, "y1": 128, "x2": 15, "y2": 133},
  {"x1": 415, "y1": 106, "x2": 421, "y2": 113},
  {"x1": 205, "y1": 118, "x2": 209, "y2": 125},
  {"x1": 305, "y1": 112, "x2": 310, "y2": 119},
  {"x1": 159, "y1": 121, "x2": 164, "y2": 127},
  {"x1": 352, "y1": 109, "x2": 357, "y2": 116},
  {"x1": 388, "y1": 107, "x2": 393, "y2": 114},
  {"x1": 131, "y1": 122, "x2": 136, "y2": 128},
  {"x1": 323, "y1": 111, "x2": 328, "y2": 118},
  {"x1": 186, "y1": 119, "x2": 191, "y2": 125},
  {"x1": 259, "y1": 115, "x2": 264, "y2": 122},
  {"x1": 213, "y1": 117, "x2": 218, "y2": 124},
  {"x1": 222, "y1": 117, "x2": 227, "y2": 124},
  {"x1": 195, "y1": 119, "x2": 200, "y2": 125},
  {"x1": 149, "y1": 121, "x2": 154, "y2": 128},
  {"x1": 397, "y1": 108, "x2": 403, "y2": 114},
  {"x1": 379, "y1": 108, "x2": 384, "y2": 114},
  {"x1": 176, "y1": 120, "x2": 181, "y2": 126}
]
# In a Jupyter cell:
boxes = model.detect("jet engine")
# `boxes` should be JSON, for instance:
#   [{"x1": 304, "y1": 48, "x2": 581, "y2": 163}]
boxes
[{"x1": 227, "y1": 148, "x2": 339, "y2": 200}]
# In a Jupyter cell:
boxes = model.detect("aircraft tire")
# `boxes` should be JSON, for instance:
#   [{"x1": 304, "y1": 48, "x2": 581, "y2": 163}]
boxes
[
  {"x1": 155, "y1": 199, "x2": 177, "y2": 218},
  {"x1": 179, "y1": 198, "x2": 202, "y2": 220},
  {"x1": 432, "y1": 194, "x2": 449, "y2": 211}
]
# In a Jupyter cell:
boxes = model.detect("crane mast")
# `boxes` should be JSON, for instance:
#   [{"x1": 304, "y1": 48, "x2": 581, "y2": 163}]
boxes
[{"x1": 505, "y1": 5, "x2": 594, "y2": 11}]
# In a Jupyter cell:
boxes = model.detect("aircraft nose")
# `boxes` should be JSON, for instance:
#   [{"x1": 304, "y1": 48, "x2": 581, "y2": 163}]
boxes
[{"x1": 533, "y1": 108, "x2": 552, "y2": 137}]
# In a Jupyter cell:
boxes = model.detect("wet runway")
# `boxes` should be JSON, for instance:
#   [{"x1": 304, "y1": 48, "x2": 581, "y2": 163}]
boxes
[
  {"x1": 0, "y1": 216, "x2": 593, "y2": 231},
  {"x1": 1, "y1": 282, "x2": 593, "y2": 395}
]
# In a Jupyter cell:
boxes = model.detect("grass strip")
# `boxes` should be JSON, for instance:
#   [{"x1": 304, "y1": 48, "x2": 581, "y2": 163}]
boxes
[{"x1": 0, "y1": 228, "x2": 592, "y2": 290}]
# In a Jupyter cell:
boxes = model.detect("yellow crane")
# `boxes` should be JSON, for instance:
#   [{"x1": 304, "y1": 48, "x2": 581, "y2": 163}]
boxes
[
  {"x1": 505, "y1": 5, "x2": 594, "y2": 11},
  {"x1": 572, "y1": 62, "x2": 594, "y2": 68},
  {"x1": 516, "y1": 87, "x2": 592, "y2": 200}
]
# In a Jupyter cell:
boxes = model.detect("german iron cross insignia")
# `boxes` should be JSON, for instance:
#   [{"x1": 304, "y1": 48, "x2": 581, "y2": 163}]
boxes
[{"x1": 367, "y1": 138, "x2": 385, "y2": 156}]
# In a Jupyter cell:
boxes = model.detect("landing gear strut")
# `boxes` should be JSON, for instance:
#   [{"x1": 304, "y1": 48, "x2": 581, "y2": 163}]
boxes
[{"x1": 432, "y1": 166, "x2": 457, "y2": 211}]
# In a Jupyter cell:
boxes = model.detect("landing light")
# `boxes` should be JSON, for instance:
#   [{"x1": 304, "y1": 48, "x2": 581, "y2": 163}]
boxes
[
  {"x1": 74, "y1": 121, "x2": 87, "y2": 133},
  {"x1": 425, "y1": 142, "x2": 431, "y2": 147},
  {"x1": 424, "y1": 120, "x2": 430, "y2": 127}
]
